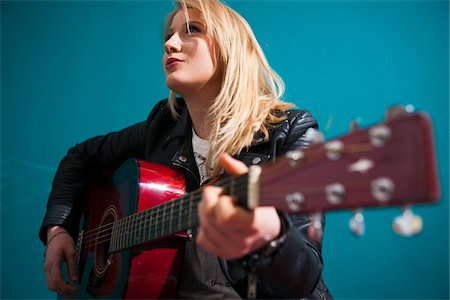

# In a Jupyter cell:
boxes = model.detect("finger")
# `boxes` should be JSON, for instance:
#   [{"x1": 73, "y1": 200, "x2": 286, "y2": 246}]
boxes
[
  {"x1": 49, "y1": 260, "x2": 77, "y2": 295},
  {"x1": 197, "y1": 218, "x2": 244, "y2": 259},
  {"x1": 197, "y1": 223, "x2": 228, "y2": 257},
  {"x1": 66, "y1": 248, "x2": 79, "y2": 282},
  {"x1": 44, "y1": 261, "x2": 55, "y2": 292},
  {"x1": 56, "y1": 278, "x2": 77, "y2": 295},
  {"x1": 199, "y1": 195, "x2": 255, "y2": 258},
  {"x1": 214, "y1": 194, "x2": 253, "y2": 232},
  {"x1": 198, "y1": 185, "x2": 221, "y2": 222},
  {"x1": 219, "y1": 153, "x2": 248, "y2": 176},
  {"x1": 198, "y1": 186, "x2": 230, "y2": 240},
  {"x1": 198, "y1": 187, "x2": 235, "y2": 256}
]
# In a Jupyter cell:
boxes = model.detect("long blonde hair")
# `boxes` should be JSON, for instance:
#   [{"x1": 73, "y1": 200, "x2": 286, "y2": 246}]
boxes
[{"x1": 164, "y1": 0, "x2": 294, "y2": 176}]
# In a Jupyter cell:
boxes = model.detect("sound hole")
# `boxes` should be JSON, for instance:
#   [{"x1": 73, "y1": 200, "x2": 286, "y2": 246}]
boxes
[{"x1": 94, "y1": 205, "x2": 117, "y2": 277}]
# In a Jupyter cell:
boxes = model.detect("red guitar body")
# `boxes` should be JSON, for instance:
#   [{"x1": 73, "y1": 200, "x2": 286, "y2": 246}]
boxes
[{"x1": 64, "y1": 160, "x2": 188, "y2": 299}]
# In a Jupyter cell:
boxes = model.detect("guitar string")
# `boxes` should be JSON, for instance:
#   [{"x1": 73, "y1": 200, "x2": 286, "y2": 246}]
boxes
[
  {"x1": 85, "y1": 177, "x2": 379, "y2": 250},
  {"x1": 82, "y1": 197, "x2": 203, "y2": 250},
  {"x1": 79, "y1": 141, "x2": 372, "y2": 239},
  {"x1": 80, "y1": 158, "x2": 376, "y2": 248},
  {"x1": 81, "y1": 179, "x2": 251, "y2": 250},
  {"x1": 260, "y1": 143, "x2": 374, "y2": 184},
  {"x1": 80, "y1": 185, "x2": 204, "y2": 237},
  {"x1": 81, "y1": 182, "x2": 374, "y2": 250},
  {"x1": 81, "y1": 188, "x2": 226, "y2": 249},
  {"x1": 80, "y1": 174, "x2": 248, "y2": 249},
  {"x1": 79, "y1": 142, "x2": 376, "y2": 249}
]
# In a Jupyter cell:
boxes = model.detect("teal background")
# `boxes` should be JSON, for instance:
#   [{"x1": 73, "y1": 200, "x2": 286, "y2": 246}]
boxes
[{"x1": 1, "y1": 0, "x2": 448, "y2": 299}]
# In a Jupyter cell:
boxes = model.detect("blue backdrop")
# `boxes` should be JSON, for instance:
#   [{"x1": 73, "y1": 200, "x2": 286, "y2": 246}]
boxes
[{"x1": 1, "y1": 0, "x2": 448, "y2": 299}]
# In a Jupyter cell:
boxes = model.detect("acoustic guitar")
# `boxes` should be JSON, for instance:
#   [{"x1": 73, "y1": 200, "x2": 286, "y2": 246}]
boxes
[{"x1": 60, "y1": 106, "x2": 440, "y2": 299}]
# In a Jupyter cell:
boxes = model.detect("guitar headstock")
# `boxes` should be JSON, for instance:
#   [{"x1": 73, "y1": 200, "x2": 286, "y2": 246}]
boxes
[{"x1": 257, "y1": 106, "x2": 440, "y2": 237}]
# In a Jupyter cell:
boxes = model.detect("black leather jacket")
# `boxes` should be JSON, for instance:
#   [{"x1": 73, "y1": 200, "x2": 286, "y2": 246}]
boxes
[{"x1": 40, "y1": 99, "x2": 332, "y2": 299}]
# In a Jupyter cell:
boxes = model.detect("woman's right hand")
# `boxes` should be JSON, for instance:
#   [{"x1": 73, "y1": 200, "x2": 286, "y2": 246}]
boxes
[{"x1": 44, "y1": 226, "x2": 78, "y2": 295}]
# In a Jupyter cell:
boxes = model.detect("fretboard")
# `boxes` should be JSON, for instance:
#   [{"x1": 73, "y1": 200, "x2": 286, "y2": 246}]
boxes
[{"x1": 109, "y1": 173, "x2": 249, "y2": 253}]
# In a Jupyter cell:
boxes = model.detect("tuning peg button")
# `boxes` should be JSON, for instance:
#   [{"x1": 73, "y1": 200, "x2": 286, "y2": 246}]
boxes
[
  {"x1": 393, "y1": 207, "x2": 423, "y2": 237},
  {"x1": 324, "y1": 140, "x2": 344, "y2": 160},
  {"x1": 286, "y1": 150, "x2": 304, "y2": 168},
  {"x1": 369, "y1": 125, "x2": 391, "y2": 147},
  {"x1": 385, "y1": 105, "x2": 414, "y2": 121},
  {"x1": 349, "y1": 209, "x2": 365, "y2": 237},
  {"x1": 349, "y1": 118, "x2": 362, "y2": 132},
  {"x1": 304, "y1": 128, "x2": 324, "y2": 145}
]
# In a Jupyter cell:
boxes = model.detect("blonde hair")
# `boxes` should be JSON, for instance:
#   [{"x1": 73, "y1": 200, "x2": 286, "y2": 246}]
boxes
[{"x1": 164, "y1": 0, "x2": 294, "y2": 176}]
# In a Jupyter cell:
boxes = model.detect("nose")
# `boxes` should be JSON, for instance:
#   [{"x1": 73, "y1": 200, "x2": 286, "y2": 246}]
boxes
[{"x1": 164, "y1": 33, "x2": 182, "y2": 54}]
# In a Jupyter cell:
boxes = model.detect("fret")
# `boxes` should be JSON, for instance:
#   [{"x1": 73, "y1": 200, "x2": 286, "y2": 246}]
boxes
[
  {"x1": 127, "y1": 215, "x2": 132, "y2": 248},
  {"x1": 121, "y1": 218, "x2": 126, "y2": 250},
  {"x1": 109, "y1": 221, "x2": 114, "y2": 252},
  {"x1": 188, "y1": 194, "x2": 193, "y2": 228},
  {"x1": 139, "y1": 213, "x2": 145, "y2": 244},
  {"x1": 110, "y1": 220, "x2": 117, "y2": 252},
  {"x1": 118, "y1": 218, "x2": 124, "y2": 251},
  {"x1": 229, "y1": 177, "x2": 235, "y2": 196},
  {"x1": 131, "y1": 213, "x2": 137, "y2": 246},
  {"x1": 122, "y1": 217, "x2": 127, "y2": 249},
  {"x1": 120, "y1": 218, "x2": 125, "y2": 249},
  {"x1": 124, "y1": 216, "x2": 133, "y2": 248},
  {"x1": 161, "y1": 204, "x2": 166, "y2": 236},
  {"x1": 116, "y1": 219, "x2": 122, "y2": 251},
  {"x1": 148, "y1": 209, "x2": 154, "y2": 241},
  {"x1": 154, "y1": 205, "x2": 159, "y2": 239},
  {"x1": 141, "y1": 210, "x2": 146, "y2": 243},
  {"x1": 147, "y1": 210, "x2": 152, "y2": 240},
  {"x1": 131, "y1": 213, "x2": 136, "y2": 245},
  {"x1": 178, "y1": 198, "x2": 183, "y2": 232},
  {"x1": 169, "y1": 200, "x2": 174, "y2": 234},
  {"x1": 116, "y1": 220, "x2": 121, "y2": 251},
  {"x1": 136, "y1": 213, "x2": 142, "y2": 245}
]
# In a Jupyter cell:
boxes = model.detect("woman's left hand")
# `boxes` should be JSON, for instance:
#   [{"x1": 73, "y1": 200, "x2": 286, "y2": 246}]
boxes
[{"x1": 197, "y1": 154, "x2": 281, "y2": 259}]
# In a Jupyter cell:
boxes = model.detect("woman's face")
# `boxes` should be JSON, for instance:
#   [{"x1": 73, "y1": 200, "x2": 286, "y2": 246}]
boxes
[{"x1": 163, "y1": 9, "x2": 220, "y2": 97}]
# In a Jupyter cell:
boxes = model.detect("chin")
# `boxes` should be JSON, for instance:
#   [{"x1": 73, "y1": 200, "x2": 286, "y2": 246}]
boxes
[
  {"x1": 165, "y1": 78, "x2": 193, "y2": 97},
  {"x1": 165, "y1": 78, "x2": 181, "y2": 93}
]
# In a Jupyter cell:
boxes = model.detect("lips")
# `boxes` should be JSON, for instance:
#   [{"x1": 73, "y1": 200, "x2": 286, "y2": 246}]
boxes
[{"x1": 166, "y1": 57, "x2": 182, "y2": 68}]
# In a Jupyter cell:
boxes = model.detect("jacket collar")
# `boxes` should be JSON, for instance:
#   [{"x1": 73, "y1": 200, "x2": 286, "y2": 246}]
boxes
[
  {"x1": 161, "y1": 99, "x2": 191, "y2": 147},
  {"x1": 161, "y1": 99, "x2": 271, "y2": 188},
  {"x1": 164, "y1": 98, "x2": 268, "y2": 147},
  {"x1": 160, "y1": 100, "x2": 201, "y2": 188}
]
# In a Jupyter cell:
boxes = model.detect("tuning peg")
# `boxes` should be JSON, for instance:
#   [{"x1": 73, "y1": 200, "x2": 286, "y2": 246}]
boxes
[
  {"x1": 385, "y1": 105, "x2": 415, "y2": 121},
  {"x1": 324, "y1": 140, "x2": 344, "y2": 160},
  {"x1": 349, "y1": 209, "x2": 365, "y2": 237},
  {"x1": 392, "y1": 206, "x2": 423, "y2": 237},
  {"x1": 349, "y1": 117, "x2": 362, "y2": 132},
  {"x1": 308, "y1": 213, "x2": 323, "y2": 242},
  {"x1": 304, "y1": 128, "x2": 324, "y2": 145},
  {"x1": 369, "y1": 125, "x2": 392, "y2": 148}
]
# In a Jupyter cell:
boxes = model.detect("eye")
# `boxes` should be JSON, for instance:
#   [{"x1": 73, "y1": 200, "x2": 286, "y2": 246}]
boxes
[{"x1": 187, "y1": 24, "x2": 202, "y2": 34}]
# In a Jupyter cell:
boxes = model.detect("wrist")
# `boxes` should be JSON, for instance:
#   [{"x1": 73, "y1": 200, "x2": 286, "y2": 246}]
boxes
[
  {"x1": 259, "y1": 214, "x2": 287, "y2": 257},
  {"x1": 46, "y1": 225, "x2": 68, "y2": 243}
]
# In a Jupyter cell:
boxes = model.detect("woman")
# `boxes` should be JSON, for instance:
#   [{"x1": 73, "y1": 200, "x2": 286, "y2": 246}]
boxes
[{"x1": 41, "y1": 0, "x2": 332, "y2": 298}]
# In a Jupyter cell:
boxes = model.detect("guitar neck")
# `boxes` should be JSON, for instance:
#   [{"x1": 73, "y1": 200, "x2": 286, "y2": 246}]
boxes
[
  {"x1": 109, "y1": 174, "x2": 249, "y2": 252},
  {"x1": 106, "y1": 108, "x2": 439, "y2": 252}
]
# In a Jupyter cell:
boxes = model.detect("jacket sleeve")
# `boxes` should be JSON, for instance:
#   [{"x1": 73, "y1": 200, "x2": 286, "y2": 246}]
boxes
[
  {"x1": 38, "y1": 100, "x2": 167, "y2": 244},
  {"x1": 229, "y1": 110, "x2": 326, "y2": 298}
]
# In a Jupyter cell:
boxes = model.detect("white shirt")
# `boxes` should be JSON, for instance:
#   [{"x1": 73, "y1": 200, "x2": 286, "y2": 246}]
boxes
[{"x1": 191, "y1": 128, "x2": 212, "y2": 185}]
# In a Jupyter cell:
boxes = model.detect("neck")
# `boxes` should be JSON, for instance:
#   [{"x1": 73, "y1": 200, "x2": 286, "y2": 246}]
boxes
[
  {"x1": 182, "y1": 82, "x2": 220, "y2": 140},
  {"x1": 188, "y1": 105, "x2": 210, "y2": 140}
]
